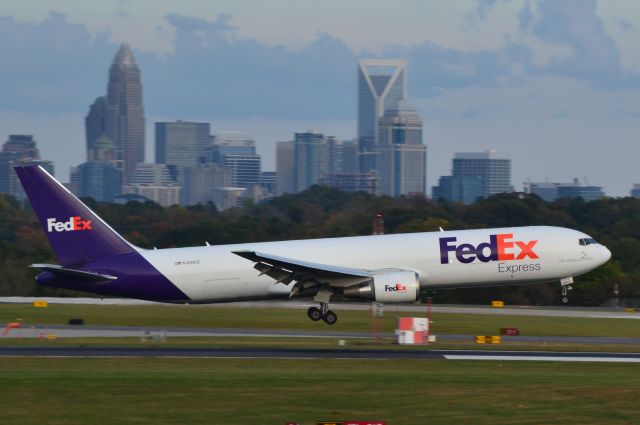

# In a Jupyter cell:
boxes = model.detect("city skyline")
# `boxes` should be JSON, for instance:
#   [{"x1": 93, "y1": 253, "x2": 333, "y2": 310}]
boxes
[{"x1": 1, "y1": 1, "x2": 639, "y2": 195}]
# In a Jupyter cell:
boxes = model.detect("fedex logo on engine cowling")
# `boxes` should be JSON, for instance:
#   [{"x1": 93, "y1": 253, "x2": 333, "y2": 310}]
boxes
[
  {"x1": 439, "y1": 233, "x2": 538, "y2": 264},
  {"x1": 46, "y1": 216, "x2": 93, "y2": 233},
  {"x1": 385, "y1": 283, "x2": 408, "y2": 292}
]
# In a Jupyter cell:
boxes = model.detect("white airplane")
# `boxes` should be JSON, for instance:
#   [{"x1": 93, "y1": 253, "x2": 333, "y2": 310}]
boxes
[{"x1": 16, "y1": 165, "x2": 611, "y2": 324}]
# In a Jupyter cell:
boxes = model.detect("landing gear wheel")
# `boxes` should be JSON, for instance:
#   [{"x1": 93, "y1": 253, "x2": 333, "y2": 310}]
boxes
[
  {"x1": 307, "y1": 307, "x2": 322, "y2": 321},
  {"x1": 323, "y1": 310, "x2": 338, "y2": 325},
  {"x1": 561, "y1": 285, "x2": 572, "y2": 304}
]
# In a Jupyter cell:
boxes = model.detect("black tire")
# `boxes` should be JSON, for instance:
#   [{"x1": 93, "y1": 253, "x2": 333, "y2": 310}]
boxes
[
  {"x1": 323, "y1": 310, "x2": 338, "y2": 325},
  {"x1": 307, "y1": 307, "x2": 322, "y2": 321}
]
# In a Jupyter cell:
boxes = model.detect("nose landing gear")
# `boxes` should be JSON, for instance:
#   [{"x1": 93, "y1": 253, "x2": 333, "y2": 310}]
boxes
[{"x1": 560, "y1": 277, "x2": 574, "y2": 304}]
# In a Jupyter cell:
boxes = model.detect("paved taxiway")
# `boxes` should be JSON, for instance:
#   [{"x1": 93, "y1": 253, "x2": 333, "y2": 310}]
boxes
[{"x1": 0, "y1": 346, "x2": 639, "y2": 362}]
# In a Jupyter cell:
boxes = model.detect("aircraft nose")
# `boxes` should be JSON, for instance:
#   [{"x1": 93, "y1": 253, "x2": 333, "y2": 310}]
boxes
[{"x1": 601, "y1": 245, "x2": 612, "y2": 263}]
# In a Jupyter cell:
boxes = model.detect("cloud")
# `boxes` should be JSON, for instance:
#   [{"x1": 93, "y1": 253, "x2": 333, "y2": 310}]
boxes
[
  {"x1": 0, "y1": 5, "x2": 639, "y2": 123},
  {"x1": 518, "y1": 0, "x2": 624, "y2": 84},
  {"x1": 0, "y1": 12, "x2": 114, "y2": 113},
  {"x1": 615, "y1": 17, "x2": 635, "y2": 32},
  {"x1": 0, "y1": 12, "x2": 356, "y2": 119},
  {"x1": 376, "y1": 0, "x2": 639, "y2": 95},
  {"x1": 139, "y1": 14, "x2": 356, "y2": 118},
  {"x1": 464, "y1": 0, "x2": 500, "y2": 27},
  {"x1": 115, "y1": 0, "x2": 133, "y2": 18},
  {"x1": 398, "y1": 42, "x2": 512, "y2": 97}
]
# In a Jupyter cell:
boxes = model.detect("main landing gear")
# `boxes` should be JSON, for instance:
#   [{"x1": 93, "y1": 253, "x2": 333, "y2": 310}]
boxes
[{"x1": 307, "y1": 303, "x2": 338, "y2": 325}]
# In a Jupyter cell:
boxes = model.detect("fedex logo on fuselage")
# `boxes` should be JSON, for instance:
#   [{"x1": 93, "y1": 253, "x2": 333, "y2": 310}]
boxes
[
  {"x1": 439, "y1": 233, "x2": 538, "y2": 265},
  {"x1": 46, "y1": 216, "x2": 93, "y2": 233}
]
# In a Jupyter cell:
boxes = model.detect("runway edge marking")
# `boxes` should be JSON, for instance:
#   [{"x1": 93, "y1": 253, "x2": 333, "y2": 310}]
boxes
[{"x1": 444, "y1": 355, "x2": 640, "y2": 363}]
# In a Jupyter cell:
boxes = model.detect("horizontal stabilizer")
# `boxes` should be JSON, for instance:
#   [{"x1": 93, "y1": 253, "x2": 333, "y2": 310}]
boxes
[{"x1": 30, "y1": 264, "x2": 117, "y2": 282}]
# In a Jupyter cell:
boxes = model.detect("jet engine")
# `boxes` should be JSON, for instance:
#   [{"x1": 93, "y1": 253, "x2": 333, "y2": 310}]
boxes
[{"x1": 343, "y1": 270, "x2": 420, "y2": 303}]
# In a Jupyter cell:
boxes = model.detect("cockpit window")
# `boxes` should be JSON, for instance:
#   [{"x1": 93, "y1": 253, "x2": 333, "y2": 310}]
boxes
[{"x1": 579, "y1": 238, "x2": 598, "y2": 246}]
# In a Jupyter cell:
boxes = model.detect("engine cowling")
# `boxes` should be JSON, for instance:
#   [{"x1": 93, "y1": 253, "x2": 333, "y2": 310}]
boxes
[{"x1": 343, "y1": 270, "x2": 420, "y2": 303}]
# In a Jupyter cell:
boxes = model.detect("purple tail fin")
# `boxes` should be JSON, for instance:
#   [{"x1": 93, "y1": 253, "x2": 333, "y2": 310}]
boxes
[{"x1": 15, "y1": 165, "x2": 138, "y2": 266}]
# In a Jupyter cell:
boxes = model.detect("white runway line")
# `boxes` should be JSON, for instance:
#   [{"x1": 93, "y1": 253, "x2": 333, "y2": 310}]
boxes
[{"x1": 444, "y1": 355, "x2": 640, "y2": 363}]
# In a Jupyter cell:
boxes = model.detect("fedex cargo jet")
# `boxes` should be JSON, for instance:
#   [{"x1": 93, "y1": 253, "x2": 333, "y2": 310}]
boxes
[{"x1": 16, "y1": 166, "x2": 611, "y2": 325}]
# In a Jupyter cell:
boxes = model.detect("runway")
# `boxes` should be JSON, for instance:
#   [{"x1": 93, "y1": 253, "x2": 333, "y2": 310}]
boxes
[
  {"x1": 3, "y1": 323, "x2": 640, "y2": 345},
  {"x1": 3, "y1": 324, "x2": 371, "y2": 339},
  {"x1": 0, "y1": 346, "x2": 639, "y2": 362},
  {"x1": 2, "y1": 297, "x2": 639, "y2": 320}
]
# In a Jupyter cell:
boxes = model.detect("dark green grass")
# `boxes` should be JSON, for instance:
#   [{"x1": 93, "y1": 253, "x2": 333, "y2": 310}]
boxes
[
  {"x1": 1, "y1": 303, "x2": 639, "y2": 338},
  {"x1": 1, "y1": 304, "x2": 639, "y2": 424},
  {"x1": 1, "y1": 358, "x2": 639, "y2": 425}
]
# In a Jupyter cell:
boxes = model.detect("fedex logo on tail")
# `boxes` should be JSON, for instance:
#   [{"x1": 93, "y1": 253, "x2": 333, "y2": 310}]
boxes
[
  {"x1": 46, "y1": 216, "x2": 93, "y2": 233},
  {"x1": 440, "y1": 233, "x2": 538, "y2": 265}
]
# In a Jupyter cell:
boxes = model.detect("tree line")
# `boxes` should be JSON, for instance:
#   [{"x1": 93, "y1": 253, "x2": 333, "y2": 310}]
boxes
[{"x1": 1, "y1": 186, "x2": 638, "y2": 306}]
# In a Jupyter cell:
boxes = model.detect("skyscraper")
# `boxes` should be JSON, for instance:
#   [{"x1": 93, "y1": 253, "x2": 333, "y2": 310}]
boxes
[
  {"x1": 122, "y1": 163, "x2": 180, "y2": 207},
  {"x1": 293, "y1": 131, "x2": 333, "y2": 193},
  {"x1": 529, "y1": 179, "x2": 605, "y2": 202},
  {"x1": 156, "y1": 120, "x2": 210, "y2": 168},
  {"x1": 357, "y1": 59, "x2": 406, "y2": 172},
  {"x1": 221, "y1": 154, "x2": 261, "y2": 188},
  {"x1": 126, "y1": 163, "x2": 175, "y2": 186},
  {"x1": 433, "y1": 150, "x2": 511, "y2": 202},
  {"x1": 75, "y1": 135, "x2": 122, "y2": 202},
  {"x1": 319, "y1": 172, "x2": 379, "y2": 195},
  {"x1": 210, "y1": 132, "x2": 256, "y2": 162},
  {"x1": 432, "y1": 175, "x2": 483, "y2": 204},
  {"x1": 210, "y1": 132, "x2": 261, "y2": 188},
  {"x1": 179, "y1": 163, "x2": 232, "y2": 205},
  {"x1": 341, "y1": 140, "x2": 359, "y2": 174},
  {"x1": 277, "y1": 132, "x2": 374, "y2": 195},
  {"x1": 377, "y1": 144, "x2": 427, "y2": 196},
  {"x1": 76, "y1": 161, "x2": 122, "y2": 203},
  {"x1": 105, "y1": 44, "x2": 145, "y2": 184},
  {"x1": 276, "y1": 141, "x2": 295, "y2": 195},
  {"x1": 85, "y1": 96, "x2": 106, "y2": 160},
  {"x1": 0, "y1": 135, "x2": 54, "y2": 200},
  {"x1": 376, "y1": 101, "x2": 427, "y2": 196},
  {"x1": 452, "y1": 151, "x2": 511, "y2": 197},
  {"x1": 259, "y1": 171, "x2": 277, "y2": 196}
]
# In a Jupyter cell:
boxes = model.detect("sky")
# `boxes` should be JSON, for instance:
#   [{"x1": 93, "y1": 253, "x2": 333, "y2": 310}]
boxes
[{"x1": 1, "y1": 0, "x2": 639, "y2": 196}]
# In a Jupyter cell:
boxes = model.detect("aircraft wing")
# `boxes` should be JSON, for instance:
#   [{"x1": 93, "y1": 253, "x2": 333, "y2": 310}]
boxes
[{"x1": 232, "y1": 250, "x2": 371, "y2": 288}]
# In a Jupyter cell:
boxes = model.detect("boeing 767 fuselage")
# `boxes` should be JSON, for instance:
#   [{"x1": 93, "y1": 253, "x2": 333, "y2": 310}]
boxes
[{"x1": 16, "y1": 166, "x2": 611, "y2": 324}]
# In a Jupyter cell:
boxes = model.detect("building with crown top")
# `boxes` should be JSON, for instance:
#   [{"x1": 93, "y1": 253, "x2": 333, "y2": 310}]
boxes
[
  {"x1": 357, "y1": 59, "x2": 407, "y2": 173},
  {"x1": 105, "y1": 44, "x2": 145, "y2": 184}
]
